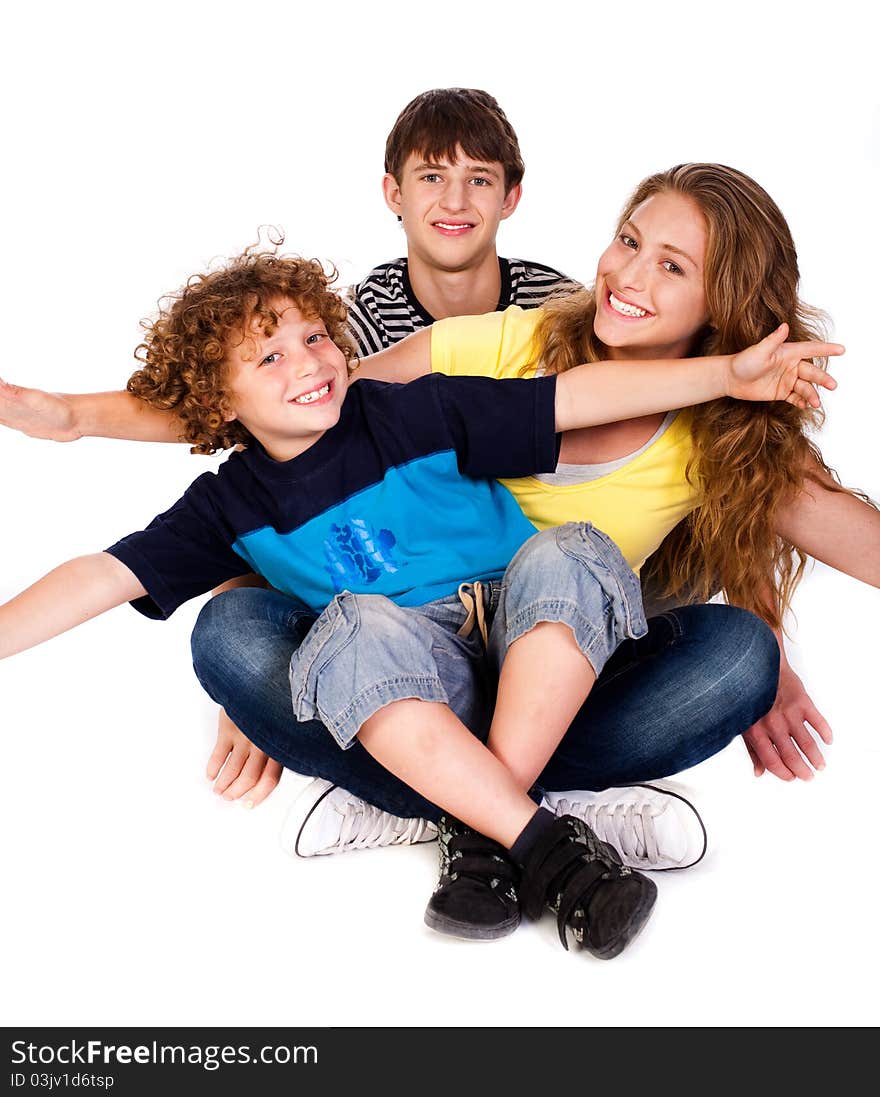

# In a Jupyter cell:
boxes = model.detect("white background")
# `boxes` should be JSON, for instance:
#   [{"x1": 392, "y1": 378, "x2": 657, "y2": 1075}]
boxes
[{"x1": 1, "y1": 0, "x2": 878, "y2": 1028}]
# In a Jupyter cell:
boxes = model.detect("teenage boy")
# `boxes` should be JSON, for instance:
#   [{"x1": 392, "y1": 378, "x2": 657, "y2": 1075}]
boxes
[
  {"x1": 0, "y1": 251, "x2": 836, "y2": 954},
  {"x1": 345, "y1": 87, "x2": 579, "y2": 355}
]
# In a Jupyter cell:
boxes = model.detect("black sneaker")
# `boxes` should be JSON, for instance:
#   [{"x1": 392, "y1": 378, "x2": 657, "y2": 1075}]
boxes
[
  {"x1": 519, "y1": 814, "x2": 657, "y2": 959},
  {"x1": 423, "y1": 816, "x2": 521, "y2": 941}
]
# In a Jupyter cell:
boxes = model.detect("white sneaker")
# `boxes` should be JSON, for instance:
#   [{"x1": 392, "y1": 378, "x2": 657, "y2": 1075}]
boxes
[
  {"x1": 281, "y1": 778, "x2": 438, "y2": 857},
  {"x1": 541, "y1": 783, "x2": 707, "y2": 871}
]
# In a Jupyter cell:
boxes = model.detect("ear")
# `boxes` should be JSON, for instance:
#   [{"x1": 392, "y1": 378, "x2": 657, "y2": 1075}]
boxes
[
  {"x1": 382, "y1": 173, "x2": 403, "y2": 218},
  {"x1": 499, "y1": 182, "x2": 522, "y2": 222}
]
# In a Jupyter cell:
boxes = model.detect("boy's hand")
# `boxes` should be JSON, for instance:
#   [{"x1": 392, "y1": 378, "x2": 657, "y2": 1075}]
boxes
[
  {"x1": 0, "y1": 376, "x2": 79, "y2": 441},
  {"x1": 726, "y1": 324, "x2": 842, "y2": 408},
  {"x1": 207, "y1": 710, "x2": 282, "y2": 807}
]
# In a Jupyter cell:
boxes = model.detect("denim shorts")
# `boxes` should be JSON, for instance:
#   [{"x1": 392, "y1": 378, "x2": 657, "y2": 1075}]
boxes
[{"x1": 288, "y1": 522, "x2": 646, "y2": 749}]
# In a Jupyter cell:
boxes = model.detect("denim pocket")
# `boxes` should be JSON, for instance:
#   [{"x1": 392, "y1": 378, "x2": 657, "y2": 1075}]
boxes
[
  {"x1": 555, "y1": 523, "x2": 648, "y2": 643},
  {"x1": 288, "y1": 593, "x2": 362, "y2": 723}
]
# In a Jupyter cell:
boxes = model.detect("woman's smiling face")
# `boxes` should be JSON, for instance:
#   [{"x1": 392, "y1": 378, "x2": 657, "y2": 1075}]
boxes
[{"x1": 593, "y1": 190, "x2": 711, "y2": 360}]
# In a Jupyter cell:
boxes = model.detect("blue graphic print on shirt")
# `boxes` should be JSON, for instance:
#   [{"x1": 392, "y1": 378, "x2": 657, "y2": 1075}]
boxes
[{"x1": 324, "y1": 519, "x2": 403, "y2": 591}]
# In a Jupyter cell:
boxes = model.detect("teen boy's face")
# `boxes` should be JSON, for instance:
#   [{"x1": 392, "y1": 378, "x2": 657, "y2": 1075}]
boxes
[
  {"x1": 593, "y1": 191, "x2": 711, "y2": 361},
  {"x1": 224, "y1": 301, "x2": 348, "y2": 462},
  {"x1": 383, "y1": 145, "x2": 521, "y2": 273}
]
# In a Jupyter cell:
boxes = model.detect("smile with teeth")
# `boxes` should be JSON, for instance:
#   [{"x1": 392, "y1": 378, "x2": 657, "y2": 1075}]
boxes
[
  {"x1": 608, "y1": 291, "x2": 651, "y2": 318},
  {"x1": 292, "y1": 382, "x2": 331, "y2": 404},
  {"x1": 434, "y1": 221, "x2": 474, "y2": 231}
]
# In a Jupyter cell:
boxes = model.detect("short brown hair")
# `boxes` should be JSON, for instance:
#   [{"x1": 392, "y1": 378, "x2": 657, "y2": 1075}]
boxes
[
  {"x1": 384, "y1": 88, "x2": 524, "y2": 192},
  {"x1": 128, "y1": 246, "x2": 354, "y2": 455}
]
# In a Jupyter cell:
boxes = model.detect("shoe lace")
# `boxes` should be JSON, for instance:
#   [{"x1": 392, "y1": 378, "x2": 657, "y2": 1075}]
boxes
[
  {"x1": 334, "y1": 799, "x2": 435, "y2": 852},
  {"x1": 552, "y1": 798, "x2": 659, "y2": 866}
]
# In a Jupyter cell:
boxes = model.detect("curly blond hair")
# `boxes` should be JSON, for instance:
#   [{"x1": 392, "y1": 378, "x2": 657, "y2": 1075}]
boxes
[
  {"x1": 530, "y1": 164, "x2": 874, "y2": 627},
  {"x1": 128, "y1": 244, "x2": 355, "y2": 455}
]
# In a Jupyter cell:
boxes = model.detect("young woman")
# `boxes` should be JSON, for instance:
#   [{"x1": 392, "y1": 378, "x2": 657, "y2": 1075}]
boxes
[{"x1": 1, "y1": 164, "x2": 877, "y2": 937}]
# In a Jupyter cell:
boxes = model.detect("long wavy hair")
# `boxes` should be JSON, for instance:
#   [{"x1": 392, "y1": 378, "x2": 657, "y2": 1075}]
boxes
[{"x1": 531, "y1": 163, "x2": 873, "y2": 626}]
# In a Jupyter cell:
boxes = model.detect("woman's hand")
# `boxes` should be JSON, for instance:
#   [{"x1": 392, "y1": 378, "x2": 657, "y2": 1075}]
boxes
[
  {"x1": 741, "y1": 662, "x2": 833, "y2": 780},
  {"x1": 727, "y1": 323, "x2": 843, "y2": 408},
  {"x1": 0, "y1": 376, "x2": 80, "y2": 440},
  {"x1": 207, "y1": 710, "x2": 282, "y2": 807}
]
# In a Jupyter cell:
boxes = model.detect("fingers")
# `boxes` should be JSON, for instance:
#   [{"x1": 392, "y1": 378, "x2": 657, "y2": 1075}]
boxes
[
  {"x1": 788, "y1": 379, "x2": 822, "y2": 410},
  {"x1": 744, "y1": 705, "x2": 832, "y2": 783},
  {"x1": 211, "y1": 743, "x2": 248, "y2": 796},
  {"x1": 206, "y1": 738, "x2": 233, "y2": 780},
  {"x1": 767, "y1": 723, "x2": 815, "y2": 780},
  {"x1": 207, "y1": 709, "x2": 283, "y2": 806},
  {"x1": 206, "y1": 709, "x2": 237, "y2": 779},
  {"x1": 743, "y1": 735, "x2": 765, "y2": 777},
  {"x1": 796, "y1": 360, "x2": 837, "y2": 391},
  {"x1": 789, "y1": 720, "x2": 826, "y2": 772},
  {"x1": 764, "y1": 322, "x2": 789, "y2": 347},
  {"x1": 792, "y1": 340, "x2": 845, "y2": 360},
  {"x1": 804, "y1": 702, "x2": 833, "y2": 745},
  {"x1": 223, "y1": 759, "x2": 283, "y2": 807},
  {"x1": 746, "y1": 725, "x2": 798, "y2": 781}
]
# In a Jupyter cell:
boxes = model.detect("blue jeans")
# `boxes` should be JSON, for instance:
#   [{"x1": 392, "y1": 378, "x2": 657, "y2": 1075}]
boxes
[{"x1": 191, "y1": 589, "x2": 779, "y2": 823}]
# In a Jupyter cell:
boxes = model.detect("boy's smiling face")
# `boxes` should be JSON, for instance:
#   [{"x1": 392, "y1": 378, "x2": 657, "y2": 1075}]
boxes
[
  {"x1": 383, "y1": 144, "x2": 521, "y2": 274},
  {"x1": 224, "y1": 299, "x2": 349, "y2": 462}
]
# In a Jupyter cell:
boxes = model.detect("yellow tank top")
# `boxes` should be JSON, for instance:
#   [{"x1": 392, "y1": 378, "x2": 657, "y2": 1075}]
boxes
[{"x1": 431, "y1": 306, "x2": 701, "y2": 572}]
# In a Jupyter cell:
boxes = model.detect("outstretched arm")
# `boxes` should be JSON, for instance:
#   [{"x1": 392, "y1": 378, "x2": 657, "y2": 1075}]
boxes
[
  {"x1": 742, "y1": 469, "x2": 879, "y2": 780},
  {"x1": 0, "y1": 377, "x2": 183, "y2": 443},
  {"x1": 351, "y1": 327, "x2": 433, "y2": 383},
  {"x1": 0, "y1": 553, "x2": 146, "y2": 660},
  {"x1": 774, "y1": 465, "x2": 880, "y2": 588},
  {"x1": 554, "y1": 324, "x2": 841, "y2": 431},
  {"x1": 0, "y1": 329, "x2": 433, "y2": 442}
]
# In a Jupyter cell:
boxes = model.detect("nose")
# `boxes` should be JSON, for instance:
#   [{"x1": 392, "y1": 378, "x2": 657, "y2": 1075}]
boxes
[
  {"x1": 618, "y1": 251, "x2": 648, "y2": 293},
  {"x1": 439, "y1": 178, "x2": 469, "y2": 213},
  {"x1": 285, "y1": 345, "x2": 319, "y2": 381}
]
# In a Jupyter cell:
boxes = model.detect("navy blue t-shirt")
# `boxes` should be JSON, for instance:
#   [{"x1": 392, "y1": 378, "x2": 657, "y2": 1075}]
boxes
[{"x1": 106, "y1": 373, "x2": 559, "y2": 620}]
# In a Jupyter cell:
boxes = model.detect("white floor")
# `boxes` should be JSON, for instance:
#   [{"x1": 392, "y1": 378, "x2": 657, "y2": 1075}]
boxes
[{"x1": 2, "y1": 498, "x2": 877, "y2": 1027}]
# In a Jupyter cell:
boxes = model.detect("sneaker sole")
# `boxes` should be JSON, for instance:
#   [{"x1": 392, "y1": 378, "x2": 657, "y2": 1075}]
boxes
[{"x1": 424, "y1": 906, "x2": 521, "y2": 942}]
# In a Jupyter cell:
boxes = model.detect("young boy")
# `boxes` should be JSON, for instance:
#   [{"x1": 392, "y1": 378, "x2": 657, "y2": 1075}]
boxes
[
  {"x1": 0, "y1": 248, "x2": 838, "y2": 956},
  {"x1": 345, "y1": 87, "x2": 579, "y2": 355}
]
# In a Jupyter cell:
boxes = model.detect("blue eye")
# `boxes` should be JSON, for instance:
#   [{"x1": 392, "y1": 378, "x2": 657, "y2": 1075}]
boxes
[
  {"x1": 421, "y1": 173, "x2": 442, "y2": 183},
  {"x1": 306, "y1": 333, "x2": 326, "y2": 345},
  {"x1": 470, "y1": 177, "x2": 490, "y2": 186},
  {"x1": 261, "y1": 352, "x2": 281, "y2": 366}
]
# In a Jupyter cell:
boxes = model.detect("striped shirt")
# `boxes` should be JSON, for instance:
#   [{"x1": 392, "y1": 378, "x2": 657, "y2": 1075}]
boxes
[{"x1": 344, "y1": 256, "x2": 580, "y2": 356}]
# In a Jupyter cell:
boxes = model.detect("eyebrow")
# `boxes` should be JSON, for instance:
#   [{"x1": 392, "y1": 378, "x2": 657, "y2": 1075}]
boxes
[
  {"x1": 412, "y1": 160, "x2": 500, "y2": 178},
  {"x1": 622, "y1": 220, "x2": 699, "y2": 268}
]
